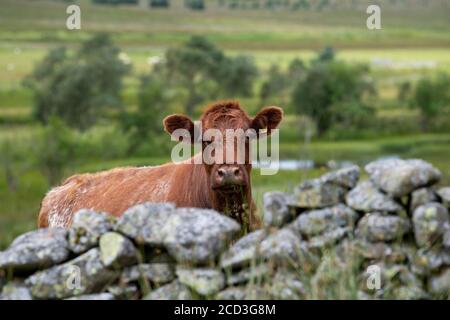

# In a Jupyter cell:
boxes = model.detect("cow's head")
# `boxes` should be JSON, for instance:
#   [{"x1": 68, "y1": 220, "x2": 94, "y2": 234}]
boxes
[{"x1": 163, "y1": 100, "x2": 283, "y2": 224}]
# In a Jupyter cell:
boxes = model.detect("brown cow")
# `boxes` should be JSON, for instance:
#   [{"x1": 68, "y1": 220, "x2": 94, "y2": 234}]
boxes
[{"x1": 38, "y1": 100, "x2": 283, "y2": 231}]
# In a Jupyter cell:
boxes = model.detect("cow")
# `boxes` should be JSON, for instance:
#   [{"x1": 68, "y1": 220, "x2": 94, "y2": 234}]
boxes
[{"x1": 38, "y1": 100, "x2": 283, "y2": 231}]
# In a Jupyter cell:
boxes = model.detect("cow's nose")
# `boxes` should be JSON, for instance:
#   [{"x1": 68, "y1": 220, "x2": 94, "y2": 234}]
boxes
[{"x1": 215, "y1": 166, "x2": 244, "y2": 186}]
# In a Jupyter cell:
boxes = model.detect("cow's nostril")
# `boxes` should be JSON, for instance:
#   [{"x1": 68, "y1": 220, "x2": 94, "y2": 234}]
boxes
[
  {"x1": 218, "y1": 169, "x2": 225, "y2": 177},
  {"x1": 233, "y1": 168, "x2": 240, "y2": 176}
]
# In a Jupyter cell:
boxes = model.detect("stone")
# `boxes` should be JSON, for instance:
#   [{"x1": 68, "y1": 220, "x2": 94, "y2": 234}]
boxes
[
  {"x1": 220, "y1": 230, "x2": 267, "y2": 269},
  {"x1": 115, "y1": 203, "x2": 176, "y2": 246},
  {"x1": 437, "y1": 187, "x2": 450, "y2": 207},
  {"x1": 346, "y1": 181, "x2": 403, "y2": 213},
  {"x1": 215, "y1": 286, "x2": 270, "y2": 300},
  {"x1": 161, "y1": 208, "x2": 240, "y2": 265},
  {"x1": 121, "y1": 263, "x2": 175, "y2": 285},
  {"x1": 365, "y1": 158, "x2": 441, "y2": 197},
  {"x1": 412, "y1": 247, "x2": 450, "y2": 275},
  {"x1": 0, "y1": 228, "x2": 69, "y2": 272},
  {"x1": 349, "y1": 241, "x2": 414, "y2": 264},
  {"x1": 269, "y1": 269, "x2": 306, "y2": 300},
  {"x1": 260, "y1": 229, "x2": 303, "y2": 263},
  {"x1": 68, "y1": 209, "x2": 115, "y2": 254},
  {"x1": 99, "y1": 232, "x2": 138, "y2": 268},
  {"x1": 311, "y1": 255, "x2": 352, "y2": 299},
  {"x1": 0, "y1": 282, "x2": 32, "y2": 300},
  {"x1": 25, "y1": 248, "x2": 119, "y2": 299},
  {"x1": 307, "y1": 227, "x2": 352, "y2": 249},
  {"x1": 143, "y1": 280, "x2": 192, "y2": 300},
  {"x1": 290, "y1": 204, "x2": 357, "y2": 238},
  {"x1": 320, "y1": 165, "x2": 360, "y2": 189},
  {"x1": 409, "y1": 188, "x2": 437, "y2": 212},
  {"x1": 428, "y1": 269, "x2": 450, "y2": 297},
  {"x1": 107, "y1": 284, "x2": 139, "y2": 300},
  {"x1": 66, "y1": 293, "x2": 115, "y2": 300},
  {"x1": 176, "y1": 267, "x2": 225, "y2": 296},
  {"x1": 377, "y1": 264, "x2": 428, "y2": 299},
  {"x1": 226, "y1": 264, "x2": 272, "y2": 286},
  {"x1": 215, "y1": 287, "x2": 246, "y2": 300},
  {"x1": 412, "y1": 202, "x2": 449, "y2": 247},
  {"x1": 263, "y1": 192, "x2": 296, "y2": 227},
  {"x1": 356, "y1": 212, "x2": 411, "y2": 242},
  {"x1": 444, "y1": 229, "x2": 450, "y2": 248},
  {"x1": 291, "y1": 178, "x2": 346, "y2": 209}
]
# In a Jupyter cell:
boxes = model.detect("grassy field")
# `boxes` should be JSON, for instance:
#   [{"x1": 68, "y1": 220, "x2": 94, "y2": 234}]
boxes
[{"x1": 0, "y1": 0, "x2": 450, "y2": 247}]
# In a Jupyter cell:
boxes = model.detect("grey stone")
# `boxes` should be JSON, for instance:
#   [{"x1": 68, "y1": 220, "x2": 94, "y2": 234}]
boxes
[
  {"x1": 0, "y1": 228, "x2": 69, "y2": 272},
  {"x1": 115, "y1": 203, "x2": 175, "y2": 246},
  {"x1": 311, "y1": 255, "x2": 351, "y2": 299},
  {"x1": 0, "y1": 282, "x2": 32, "y2": 300},
  {"x1": 68, "y1": 209, "x2": 114, "y2": 254},
  {"x1": 356, "y1": 212, "x2": 411, "y2": 242},
  {"x1": 290, "y1": 204, "x2": 357, "y2": 238},
  {"x1": 99, "y1": 232, "x2": 137, "y2": 268},
  {"x1": 176, "y1": 267, "x2": 225, "y2": 296},
  {"x1": 143, "y1": 280, "x2": 192, "y2": 300},
  {"x1": 270, "y1": 269, "x2": 306, "y2": 300},
  {"x1": 428, "y1": 269, "x2": 450, "y2": 297},
  {"x1": 220, "y1": 230, "x2": 267, "y2": 269},
  {"x1": 346, "y1": 181, "x2": 403, "y2": 213},
  {"x1": 412, "y1": 247, "x2": 450, "y2": 275},
  {"x1": 412, "y1": 202, "x2": 449, "y2": 247},
  {"x1": 25, "y1": 248, "x2": 119, "y2": 299},
  {"x1": 107, "y1": 284, "x2": 139, "y2": 299},
  {"x1": 215, "y1": 286, "x2": 270, "y2": 300},
  {"x1": 121, "y1": 263, "x2": 174, "y2": 285},
  {"x1": 263, "y1": 192, "x2": 295, "y2": 227},
  {"x1": 410, "y1": 188, "x2": 437, "y2": 212},
  {"x1": 66, "y1": 293, "x2": 115, "y2": 300},
  {"x1": 320, "y1": 165, "x2": 360, "y2": 189},
  {"x1": 377, "y1": 264, "x2": 428, "y2": 300},
  {"x1": 226, "y1": 264, "x2": 272, "y2": 286},
  {"x1": 349, "y1": 241, "x2": 414, "y2": 264},
  {"x1": 215, "y1": 287, "x2": 246, "y2": 300},
  {"x1": 437, "y1": 187, "x2": 450, "y2": 207},
  {"x1": 161, "y1": 208, "x2": 240, "y2": 264},
  {"x1": 444, "y1": 229, "x2": 450, "y2": 248},
  {"x1": 260, "y1": 229, "x2": 302, "y2": 263},
  {"x1": 291, "y1": 178, "x2": 347, "y2": 209},
  {"x1": 308, "y1": 227, "x2": 352, "y2": 249},
  {"x1": 365, "y1": 158, "x2": 441, "y2": 197}
]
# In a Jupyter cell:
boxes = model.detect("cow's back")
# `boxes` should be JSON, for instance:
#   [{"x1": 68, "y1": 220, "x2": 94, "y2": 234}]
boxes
[{"x1": 38, "y1": 165, "x2": 176, "y2": 228}]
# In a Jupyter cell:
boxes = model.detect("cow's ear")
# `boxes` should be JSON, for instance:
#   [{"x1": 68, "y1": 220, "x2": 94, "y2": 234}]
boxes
[
  {"x1": 251, "y1": 106, "x2": 283, "y2": 136},
  {"x1": 163, "y1": 114, "x2": 196, "y2": 143}
]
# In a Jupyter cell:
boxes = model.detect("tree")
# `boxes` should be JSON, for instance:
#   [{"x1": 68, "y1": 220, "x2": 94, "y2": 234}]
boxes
[
  {"x1": 259, "y1": 65, "x2": 289, "y2": 103},
  {"x1": 292, "y1": 60, "x2": 374, "y2": 136},
  {"x1": 149, "y1": 0, "x2": 170, "y2": 7},
  {"x1": 316, "y1": 46, "x2": 335, "y2": 63},
  {"x1": 411, "y1": 73, "x2": 450, "y2": 132},
  {"x1": 24, "y1": 34, "x2": 131, "y2": 130},
  {"x1": 219, "y1": 55, "x2": 258, "y2": 98},
  {"x1": 32, "y1": 117, "x2": 77, "y2": 186},
  {"x1": 165, "y1": 36, "x2": 224, "y2": 115},
  {"x1": 120, "y1": 75, "x2": 173, "y2": 153},
  {"x1": 165, "y1": 36, "x2": 257, "y2": 115},
  {"x1": 185, "y1": 0, "x2": 205, "y2": 10}
]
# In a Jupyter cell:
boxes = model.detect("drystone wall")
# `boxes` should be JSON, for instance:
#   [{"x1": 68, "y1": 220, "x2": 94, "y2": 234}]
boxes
[{"x1": 0, "y1": 158, "x2": 449, "y2": 300}]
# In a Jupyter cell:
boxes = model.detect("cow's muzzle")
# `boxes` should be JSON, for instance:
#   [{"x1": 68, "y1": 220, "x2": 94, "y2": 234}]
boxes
[{"x1": 212, "y1": 165, "x2": 246, "y2": 193}]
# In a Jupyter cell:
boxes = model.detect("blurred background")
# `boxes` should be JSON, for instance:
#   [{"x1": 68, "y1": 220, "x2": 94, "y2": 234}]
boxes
[{"x1": 0, "y1": 0, "x2": 449, "y2": 247}]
